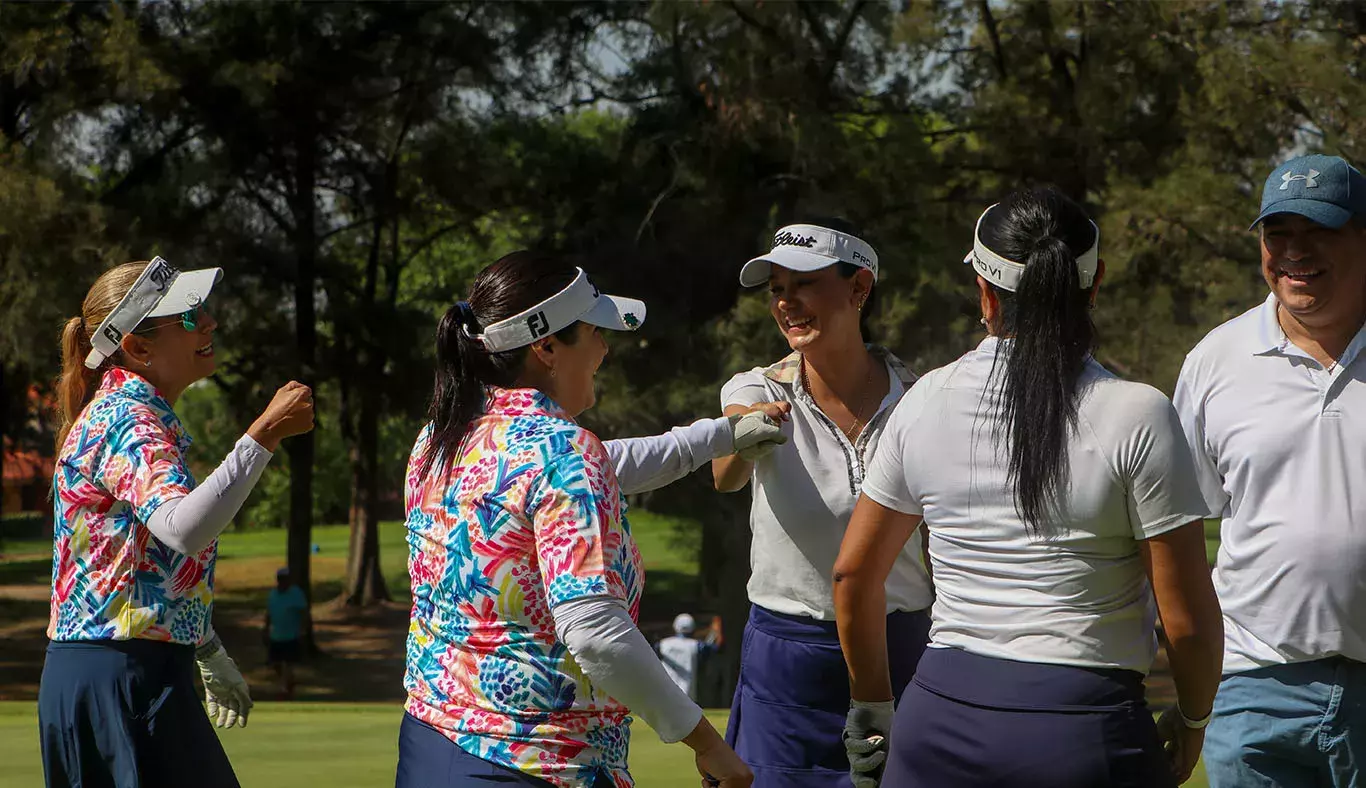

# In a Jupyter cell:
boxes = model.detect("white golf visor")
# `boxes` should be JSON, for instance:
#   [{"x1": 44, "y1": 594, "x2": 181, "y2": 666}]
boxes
[
  {"x1": 739, "y1": 224, "x2": 879, "y2": 287},
  {"x1": 84, "y1": 257, "x2": 223, "y2": 369},
  {"x1": 473, "y1": 267, "x2": 646, "y2": 353},
  {"x1": 964, "y1": 204, "x2": 1099, "y2": 292}
]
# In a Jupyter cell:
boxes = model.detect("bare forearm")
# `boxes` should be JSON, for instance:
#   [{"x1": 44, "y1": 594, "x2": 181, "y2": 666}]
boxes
[
  {"x1": 711, "y1": 455, "x2": 753, "y2": 492},
  {"x1": 835, "y1": 575, "x2": 893, "y2": 702},
  {"x1": 1163, "y1": 590, "x2": 1223, "y2": 718}
]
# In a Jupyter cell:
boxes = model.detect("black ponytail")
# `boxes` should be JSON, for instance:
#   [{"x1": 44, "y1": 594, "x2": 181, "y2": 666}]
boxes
[
  {"x1": 979, "y1": 188, "x2": 1098, "y2": 535},
  {"x1": 418, "y1": 250, "x2": 583, "y2": 480}
]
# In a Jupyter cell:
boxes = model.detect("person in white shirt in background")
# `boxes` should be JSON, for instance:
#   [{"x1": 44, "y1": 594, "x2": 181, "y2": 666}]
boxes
[
  {"x1": 835, "y1": 187, "x2": 1222, "y2": 787},
  {"x1": 712, "y1": 218, "x2": 933, "y2": 788},
  {"x1": 657, "y1": 613, "x2": 722, "y2": 702},
  {"x1": 1174, "y1": 153, "x2": 1366, "y2": 788}
]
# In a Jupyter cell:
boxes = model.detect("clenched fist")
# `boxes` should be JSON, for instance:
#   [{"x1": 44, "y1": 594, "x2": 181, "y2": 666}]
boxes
[{"x1": 248, "y1": 381, "x2": 315, "y2": 451}]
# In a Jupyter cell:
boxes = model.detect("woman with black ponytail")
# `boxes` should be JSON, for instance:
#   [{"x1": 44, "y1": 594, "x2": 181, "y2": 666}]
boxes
[
  {"x1": 397, "y1": 251, "x2": 782, "y2": 788},
  {"x1": 833, "y1": 188, "x2": 1223, "y2": 786}
]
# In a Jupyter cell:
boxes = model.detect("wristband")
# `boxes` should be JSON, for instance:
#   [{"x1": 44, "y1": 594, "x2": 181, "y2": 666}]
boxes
[
  {"x1": 195, "y1": 632, "x2": 224, "y2": 661},
  {"x1": 1178, "y1": 705, "x2": 1212, "y2": 729}
]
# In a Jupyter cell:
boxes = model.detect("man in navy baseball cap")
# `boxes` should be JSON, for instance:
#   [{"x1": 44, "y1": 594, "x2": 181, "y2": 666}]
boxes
[
  {"x1": 1250, "y1": 153, "x2": 1366, "y2": 229},
  {"x1": 1174, "y1": 152, "x2": 1366, "y2": 788}
]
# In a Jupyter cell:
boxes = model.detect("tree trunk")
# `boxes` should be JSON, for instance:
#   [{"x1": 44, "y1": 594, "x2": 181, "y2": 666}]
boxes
[
  {"x1": 288, "y1": 124, "x2": 318, "y2": 648},
  {"x1": 715, "y1": 498, "x2": 752, "y2": 703},
  {"x1": 341, "y1": 379, "x2": 389, "y2": 605}
]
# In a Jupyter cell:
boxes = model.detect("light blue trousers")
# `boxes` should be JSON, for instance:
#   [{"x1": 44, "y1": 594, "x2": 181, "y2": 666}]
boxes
[{"x1": 1205, "y1": 658, "x2": 1366, "y2": 788}]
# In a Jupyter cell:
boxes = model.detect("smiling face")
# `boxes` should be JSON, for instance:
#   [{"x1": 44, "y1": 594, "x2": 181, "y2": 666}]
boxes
[
  {"x1": 767, "y1": 265, "x2": 870, "y2": 353},
  {"x1": 1260, "y1": 214, "x2": 1366, "y2": 329},
  {"x1": 124, "y1": 304, "x2": 219, "y2": 394},
  {"x1": 541, "y1": 321, "x2": 608, "y2": 417}
]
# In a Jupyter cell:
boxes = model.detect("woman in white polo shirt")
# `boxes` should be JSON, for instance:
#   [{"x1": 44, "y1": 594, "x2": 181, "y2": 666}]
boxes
[
  {"x1": 712, "y1": 219, "x2": 933, "y2": 788},
  {"x1": 833, "y1": 188, "x2": 1224, "y2": 787}
]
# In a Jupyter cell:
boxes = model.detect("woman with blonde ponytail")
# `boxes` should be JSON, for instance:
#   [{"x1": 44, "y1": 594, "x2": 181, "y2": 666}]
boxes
[{"x1": 41, "y1": 258, "x2": 316, "y2": 788}]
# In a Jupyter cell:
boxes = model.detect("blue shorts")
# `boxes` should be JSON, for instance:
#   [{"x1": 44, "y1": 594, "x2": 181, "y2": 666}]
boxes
[
  {"x1": 39, "y1": 639, "x2": 239, "y2": 788},
  {"x1": 724, "y1": 604, "x2": 930, "y2": 787},
  {"x1": 395, "y1": 713, "x2": 615, "y2": 787},
  {"x1": 883, "y1": 647, "x2": 1174, "y2": 788}
]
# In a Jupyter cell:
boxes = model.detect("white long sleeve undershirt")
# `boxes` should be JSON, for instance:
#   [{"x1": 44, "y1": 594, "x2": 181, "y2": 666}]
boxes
[
  {"x1": 552, "y1": 596, "x2": 704, "y2": 744},
  {"x1": 145, "y1": 434, "x2": 274, "y2": 555},
  {"x1": 605, "y1": 417, "x2": 732, "y2": 496}
]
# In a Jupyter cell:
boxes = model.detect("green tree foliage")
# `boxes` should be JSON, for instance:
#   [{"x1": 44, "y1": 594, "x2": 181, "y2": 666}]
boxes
[{"x1": 4, "y1": 3, "x2": 1362, "y2": 666}]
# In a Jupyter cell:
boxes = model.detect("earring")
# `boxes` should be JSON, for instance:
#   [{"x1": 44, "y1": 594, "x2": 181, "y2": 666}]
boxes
[
  {"x1": 144, "y1": 359, "x2": 152, "y2": 368},
  {"x1": 980, "y1": 318, "x2": 989, "y2": 327},
  {"x1": 549, "y1": 367, "x2": 557, "y2": 379}
]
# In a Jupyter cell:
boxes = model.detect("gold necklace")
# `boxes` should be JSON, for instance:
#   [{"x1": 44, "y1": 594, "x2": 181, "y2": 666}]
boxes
[{"x1": 802, "y1": 357, "x2": 879, "y2": 442}]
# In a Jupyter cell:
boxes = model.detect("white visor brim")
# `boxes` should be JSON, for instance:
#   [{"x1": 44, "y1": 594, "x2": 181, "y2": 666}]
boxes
[
  {"x1": 740, "y1": 247, "x2": 844, "y2": 288},
  {"x1": 147, "y1": 268, "x2": 222, "y2": 317},
  {"x1": 475, "y1": 268, "x2": 646, "y2": 353}
]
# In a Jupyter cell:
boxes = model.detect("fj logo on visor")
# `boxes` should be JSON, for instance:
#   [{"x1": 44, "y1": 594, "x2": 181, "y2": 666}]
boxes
[
  {"x1": 1281, "y1": 169, "x2": 1320, "y2": 190},
  {"x1": 527, "y1": 311, "x2": 550, "y2": 338}
]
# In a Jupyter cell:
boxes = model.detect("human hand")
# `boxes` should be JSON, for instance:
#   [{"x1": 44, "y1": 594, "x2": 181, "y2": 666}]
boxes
[
  {"x1": 197, "y1": 638, "x2": 253, "y2": 728},
  {"x1": 248, "y1": 381, "x2": 315, "y2": 451},
  {"x1": 1156, "y1": 704, "x2": 1207, "y2": 784},
  {"x1": 844, "y1": 699, "x2": 894, "y2": 787}
]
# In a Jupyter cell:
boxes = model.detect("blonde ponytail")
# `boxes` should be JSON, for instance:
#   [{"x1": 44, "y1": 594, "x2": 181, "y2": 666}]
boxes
[{"x1": 54, "y1": 262, "x2": 151, "y2": 454}]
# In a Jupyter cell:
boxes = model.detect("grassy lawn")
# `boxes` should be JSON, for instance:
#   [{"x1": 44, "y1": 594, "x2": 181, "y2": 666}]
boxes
[
  {"x1": 0, "y1": 701, "x2": 730, "y2": 787},
  {"x1": 0, "y1": 702, "x2": 1208, "y2": 787}
]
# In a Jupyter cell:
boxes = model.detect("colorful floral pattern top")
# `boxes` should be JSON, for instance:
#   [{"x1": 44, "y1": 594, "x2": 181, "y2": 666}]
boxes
[
  {"x1": 49, "y1": 367, "x2": 212, "y2": 645},
  {"x1": 403, "y1": 386, "x2": 644, "y2": 788}
]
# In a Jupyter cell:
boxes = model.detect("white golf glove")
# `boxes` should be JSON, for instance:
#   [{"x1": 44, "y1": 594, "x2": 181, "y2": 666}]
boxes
[
  {"x1": 730, "y1": 411, "x2": 787, "y2": 461},
  {"x1": 844, "y1": 699, "x2": 894, "y2": 788},
  {"x1": 196, "y1": 632, "x2": 253, "y2": 728}
]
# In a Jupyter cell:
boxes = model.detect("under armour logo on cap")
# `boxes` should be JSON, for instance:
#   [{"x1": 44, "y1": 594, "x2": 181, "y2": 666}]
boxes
[
  {"x1": 1253, "y1": 154, "x2": 1366, "y2": 230},
  {"x1": 1280, "y1": 169, "x2": 1320, "y2": 190}
]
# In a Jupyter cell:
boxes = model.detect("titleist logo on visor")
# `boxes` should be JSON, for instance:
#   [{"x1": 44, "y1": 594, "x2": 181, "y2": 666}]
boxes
[
  {"x1": 147, "y1": 258, "x2": 177, "y2": 291},
  {"x1": 773, "y1": 230, "x2": 818, "y2": 248}
]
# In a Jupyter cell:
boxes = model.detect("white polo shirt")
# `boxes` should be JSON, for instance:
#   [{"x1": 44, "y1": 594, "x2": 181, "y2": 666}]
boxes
[
  {"x1": 721, "y1": 347, "x2": 933, "y2": 620},
  {"x1": 1174, "y1": 293, "x2": 1366, "y2": 673},
  {"x1": 862, "y1": 337, "x2": 1209, "y2": 674}
]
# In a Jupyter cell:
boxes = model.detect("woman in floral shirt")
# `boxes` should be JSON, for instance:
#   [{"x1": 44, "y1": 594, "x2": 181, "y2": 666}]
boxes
[
  {"x1": 398, "y1": 251, "x2": 770, "y2": 788},
  {"x1": 41, "y1": 259, "x2": 314, "y2": 787}
]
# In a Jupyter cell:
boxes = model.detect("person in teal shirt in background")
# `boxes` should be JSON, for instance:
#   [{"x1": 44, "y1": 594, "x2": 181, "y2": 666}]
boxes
[{"x1": 264, "y1": 567, "x2": 311, "y2": 699}]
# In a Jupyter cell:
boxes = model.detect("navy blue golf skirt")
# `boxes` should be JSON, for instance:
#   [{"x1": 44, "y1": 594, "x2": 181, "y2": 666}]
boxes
[
  {"x1": 883, "y1": 647, "x2": 1175, "y2": 788},
  {"x1": 724, "y1": 604, "x2": 930, "y2": 787},
  {"x1": 395, "y1": 713, "x2": 616, "y2": 788},
  {"x1": 38, "y1": 639, "x2": 239, "y2": 788}
]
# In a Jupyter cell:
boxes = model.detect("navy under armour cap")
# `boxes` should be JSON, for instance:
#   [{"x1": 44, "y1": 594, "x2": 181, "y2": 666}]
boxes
[{"x1": 1251, "y1": 154, "x2": 1366, "y2": 230}]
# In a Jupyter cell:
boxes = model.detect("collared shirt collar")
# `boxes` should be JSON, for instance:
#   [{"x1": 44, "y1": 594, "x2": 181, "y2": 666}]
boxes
[
  {"x1": 1253, "y1": 292, "x2": 1291, "y2": 356},
  {"x1": 98, "y1": 367, "x2": 191, "y2": 452},
  {"x1": 483, "y1": 385, "x2": 574, "y2": 423},
  {"x1": 1252, "y1": 292, "x2": 1366, "y2": 370},
  {"x1": 760, "y1": 345, "x2": 918, "y2": 388}
]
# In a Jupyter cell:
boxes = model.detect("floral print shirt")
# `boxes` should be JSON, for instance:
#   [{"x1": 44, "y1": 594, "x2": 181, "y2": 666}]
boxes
[
  {"x1": 403, "y1": 386, "x2": 644, "y2": 788},
  {"x1": 49, "y1": 368, "x2": 213, "y2": 644}
]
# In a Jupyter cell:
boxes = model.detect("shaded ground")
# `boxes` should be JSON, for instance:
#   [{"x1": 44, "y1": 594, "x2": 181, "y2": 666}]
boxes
[
  {"x1": 0, "y1": 516, "x2": 712, "y2": 703},
  {"x1": 0, "y1": 517, "x2": 1198, "y2": 706}
]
